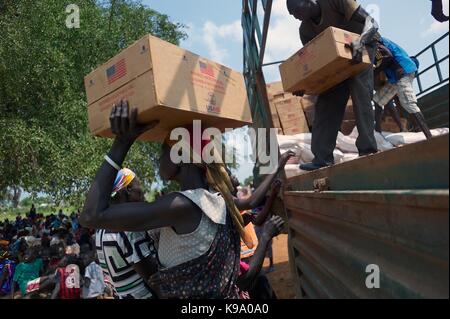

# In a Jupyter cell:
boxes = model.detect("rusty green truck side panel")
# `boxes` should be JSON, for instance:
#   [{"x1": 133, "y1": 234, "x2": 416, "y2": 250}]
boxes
[{"x1": 284, "y1": 135, "x2": 449, "y2": 299}]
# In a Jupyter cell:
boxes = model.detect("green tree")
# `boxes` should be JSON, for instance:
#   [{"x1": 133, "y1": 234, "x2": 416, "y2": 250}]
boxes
[
  {"x1": 243, "y1": 175, "x2": 254, "y2": 187},
  {"x1": 0, "y1": 0, "x2": 186, "y2": 204}
]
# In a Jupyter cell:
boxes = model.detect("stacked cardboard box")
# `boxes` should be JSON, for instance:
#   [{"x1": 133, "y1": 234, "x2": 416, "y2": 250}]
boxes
[
  {"x1": 266, "y1": 81, "x2": 291, "y2": 101},
  {"x1": 279, "y1": 27, "x2": 371, "y2": 95},
  {"x1": 340, "y1": 98, "x2": 356, "y2": 135},
  {"x1": 266, "y1": 82, "x2": 292, "y2": 134},
  {"x1": 381, "y1": 117, "x2": 409, "y2": 133},
  {"x1": 300, "y1": 95, "x2": 317, "y2": 129},
  {"x1": 84, "y1": 34, "x2": 252, "y2": 141},
  {"x1": 269, "y1": 102, "x2": 282, "y2": 131},
  {"x1": 344, "y1": 99, "x2": 354, "y2": 120},
  {"x1": 266, "y1": 81, "x2": 310, "y2": 135},
  {"x1": 340, "y1": 120, "x2": 356, "y2": 135},
  {"x1": 300, "y1": 95, "x2": 355, "y2": 134},
  {"x1": 275, "y1": 96, "x2": 310, "y2": 135}
]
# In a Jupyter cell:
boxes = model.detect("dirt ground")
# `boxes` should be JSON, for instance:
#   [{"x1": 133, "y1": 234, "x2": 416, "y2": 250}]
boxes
[{"x1": 262, "y1": 234, "x2": 297, "y2": 299}]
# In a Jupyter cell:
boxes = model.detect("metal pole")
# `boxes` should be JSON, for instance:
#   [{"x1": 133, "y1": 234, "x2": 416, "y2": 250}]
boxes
[
  {"x1": 416, "y1": 72, "x2": 423, "y2": 95},
  {"x1": 431, "y1": 45, "x2": 444, "y2": 83}
]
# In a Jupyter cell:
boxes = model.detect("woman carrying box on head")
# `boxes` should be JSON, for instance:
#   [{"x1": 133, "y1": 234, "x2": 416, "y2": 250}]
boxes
[
  {"x1": 74, "y1": 101, "x2": 238, "y2": 298},
  {"x1": 80, "y1": 100, "x2": 293, "y2": 299}
]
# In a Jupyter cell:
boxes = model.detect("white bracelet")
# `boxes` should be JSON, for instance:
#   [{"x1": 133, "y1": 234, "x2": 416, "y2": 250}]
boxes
[{"x1": 104, "y1": 155, "x2": 121, "y2": 171}]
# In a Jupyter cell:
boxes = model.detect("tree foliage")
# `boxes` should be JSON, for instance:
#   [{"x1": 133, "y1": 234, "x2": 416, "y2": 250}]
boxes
[
  {"x1": 243, "y1": 175, "x2": 254, "y2": 187},
  {"x1": 0, "y1": 0, "x2": 187, "y2": 205}
]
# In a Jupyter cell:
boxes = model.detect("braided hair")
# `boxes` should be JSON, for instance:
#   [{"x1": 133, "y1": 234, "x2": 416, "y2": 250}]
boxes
[{"x1": 164, "y1": 130, "x2": 254, "y2": 249}]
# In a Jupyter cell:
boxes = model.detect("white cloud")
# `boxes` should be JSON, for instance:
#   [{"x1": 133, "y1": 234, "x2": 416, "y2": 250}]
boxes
[
  {"x1": 224, "y1": 127, "x2": 254, "y2": 163},
  {"x1": 262, "y1": 1, "x2": 386, "y2": 83},
  {"x1": 184, "y1": 0, "x2": 299, "y2": 81},
  {"x1": 192, "y1": 0, "x2": 300, "y2": 81},
  {"x1": 422, "y1": 0, "x2": 449, "y2": 37},
  {"x1": 422, "y1": 20, "x2": 449, "y2": 37},
  {"x1": 266, "y1": 0, "x2": 302, "y2": 59},
  {"x1": 263, "y1": 0, "x2": 303, "y2": 82},
  {"x1": 202, "y1": 20, "x2": 242, "y2": 65},
  {"x1": 181, "y1": 22, "x2": 197, "y2": 49}
]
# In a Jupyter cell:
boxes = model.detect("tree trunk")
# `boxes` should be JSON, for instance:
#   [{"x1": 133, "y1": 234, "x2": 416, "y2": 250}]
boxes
[{"x1": 12, "y1": 186, "x2": 22, "y2": 208}]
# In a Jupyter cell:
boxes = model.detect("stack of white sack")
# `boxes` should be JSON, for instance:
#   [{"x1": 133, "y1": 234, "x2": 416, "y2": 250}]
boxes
[
  {"x1": 336, "y1": 127, "x2": 396, "y2": 161},
  {"x1": 383, "y1": 128, "x2": 449, "y2": 146},
  {"x1": 277, "y1": 127, "x2": 449, "y2": 179},
  {"x1": 329, "y1": 127, "x2": 449, "y2": 162},
  {"x1": 276, "y1": 133, "x2": 312, "y2": 150},
  {"x1": 277, "y1": 133, "x2": 344, "y2": 178},
  {"x1": 276, "y1": 134, "x2": 311, "y2": 178},
  {"x1": 284, "y1": 165, "x2": 308, "y2": 179},
  {"x1": 278, "y1": 133, "x2": 344, "y2": 164}
]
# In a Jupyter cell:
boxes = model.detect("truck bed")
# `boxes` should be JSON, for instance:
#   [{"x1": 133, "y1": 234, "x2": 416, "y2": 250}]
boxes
[{"x1": 283, "y1": 134, "x2": 449, "y2": 298}]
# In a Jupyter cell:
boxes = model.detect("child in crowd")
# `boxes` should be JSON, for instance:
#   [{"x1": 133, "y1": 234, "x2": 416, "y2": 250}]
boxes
[
  {"x1": 95, "y1": 168, "x2": 159, "y2": 299},
  {"x1": 0, "y1": 251, "x2": 16, "y2": 298},
  {"x1": 11, "y1": 247, "x2": 43, "y2": 298},
  {"x1": 82, "y1": 251, "x2": 106, "y2": 299}
]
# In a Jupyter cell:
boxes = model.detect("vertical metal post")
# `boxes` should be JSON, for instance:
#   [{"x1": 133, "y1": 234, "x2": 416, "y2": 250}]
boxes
[
  {"x1": 242, "y1": 0, "x2": 275, "y2": 186},
  {"x1": 431, "y1": 45, "x2": 443, "y2": 83},
  {"x1": 416, "y1": 71, "x2": 423, "y2": 95}
]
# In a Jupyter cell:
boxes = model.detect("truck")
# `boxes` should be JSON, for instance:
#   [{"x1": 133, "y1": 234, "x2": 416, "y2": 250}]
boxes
[{"x1": 242, "y1": 0, "x2": 449, "y2": 298}]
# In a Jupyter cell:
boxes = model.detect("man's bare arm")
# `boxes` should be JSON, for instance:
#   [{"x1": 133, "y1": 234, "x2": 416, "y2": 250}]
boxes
[{"x1": 431, "y1": 0, "x2": 449, "y2": 22}]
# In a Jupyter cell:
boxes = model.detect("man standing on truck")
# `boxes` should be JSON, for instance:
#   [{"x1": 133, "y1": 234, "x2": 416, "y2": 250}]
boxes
[
  {"x1": 287, "y1": 0, "x2": 380, "y2": 171},
  {"x1": 373, "y1": 37, "x2": 433, "y2": 139},
  {"x1": 431, "y1": 0, "x2": 449, "y2": 22}
]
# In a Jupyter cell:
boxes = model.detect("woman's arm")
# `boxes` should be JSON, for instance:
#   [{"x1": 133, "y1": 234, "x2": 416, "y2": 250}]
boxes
[
  {"x1": 234, "y1": 152, "x2": 294, "y2": 210},
  {"x1": 82, "y1": 191, "x2": 198, "y2": 232},
  {"x1": 252, "y1": 180, "x2": 282, "y2": 226},
  {"x1": 237, "y1": 216, "x2": 284, "y2": 291},
  {"x1": 133, "y1": 256, "x2": 159, "y2": 284},
  {"x1": 79, "y1": 100, "x2": 196, "y2": 232}
]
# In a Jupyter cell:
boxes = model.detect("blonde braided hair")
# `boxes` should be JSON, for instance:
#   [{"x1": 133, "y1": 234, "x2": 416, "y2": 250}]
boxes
[
  {"x1": 164, "y1": 134, "x2": 254, "y2": 249},
  {"x1": 201, "y1": 161, "x2": 254, "y2": 249}
]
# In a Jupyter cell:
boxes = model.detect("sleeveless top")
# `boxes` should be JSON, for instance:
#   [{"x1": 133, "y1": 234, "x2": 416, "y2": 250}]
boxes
[
  {"x1": 158, "y1": 189, "x2": 226, "y2": 268},
  {"x1": 155, "y1": 189, "x2": 241, "y2": 299}
]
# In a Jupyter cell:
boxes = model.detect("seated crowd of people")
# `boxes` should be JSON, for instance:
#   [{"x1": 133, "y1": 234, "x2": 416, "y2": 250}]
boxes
[
  {"x1": 0, "y1": 208, "x2": 113, "y2": 299},
  {"x1": 1, "y1": 166, "x2": 287, "y2": 300}
]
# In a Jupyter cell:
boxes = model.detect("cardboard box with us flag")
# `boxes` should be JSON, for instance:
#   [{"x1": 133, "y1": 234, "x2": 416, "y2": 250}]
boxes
[
  {"x1": 279, "y1": 27, "x2": 372, "y2": 95},
  {"x1": 85, "y1": 35, "x2": 252, "y2": 141}
]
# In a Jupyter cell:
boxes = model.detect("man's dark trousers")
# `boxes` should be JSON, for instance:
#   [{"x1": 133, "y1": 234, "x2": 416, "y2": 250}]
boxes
[{"x1": 311, "y1": 43, "x2": 378, "y2": 166}]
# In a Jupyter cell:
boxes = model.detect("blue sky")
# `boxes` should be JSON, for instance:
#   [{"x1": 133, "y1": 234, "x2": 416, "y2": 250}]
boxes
[
  {"x1": 143, "y1": 0, "x2": 449, "y2": 182},
  {"x1": 144, "y1": 0, "x2": 449, "y2": 75}
]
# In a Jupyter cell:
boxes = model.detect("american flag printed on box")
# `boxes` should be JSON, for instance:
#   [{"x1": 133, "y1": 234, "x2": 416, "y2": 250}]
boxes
[
  {"x1": 106, "y1": 58, "x2": 127, "y2": 84},
  {"x1": 199, "y1": 61, "x2": 214, "y2": 77}
]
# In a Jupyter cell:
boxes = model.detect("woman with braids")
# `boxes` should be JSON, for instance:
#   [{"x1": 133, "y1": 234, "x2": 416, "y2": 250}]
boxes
[{"x1": 80, "y1": 100, "x2": 293, "y2": 299}]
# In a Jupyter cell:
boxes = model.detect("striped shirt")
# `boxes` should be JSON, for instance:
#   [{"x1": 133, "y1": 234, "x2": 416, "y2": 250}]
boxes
[
  {"x1": 57, "y1": 264, "x2": 81, "y2": 299},
  {"x1": 95, "y1": 229, "x2": 157, "y2": 299}
]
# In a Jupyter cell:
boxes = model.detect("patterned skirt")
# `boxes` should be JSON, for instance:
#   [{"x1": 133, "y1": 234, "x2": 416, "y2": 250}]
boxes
[{"x1": 156, "y1": 216, "x2": 241, "y2": 299}]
